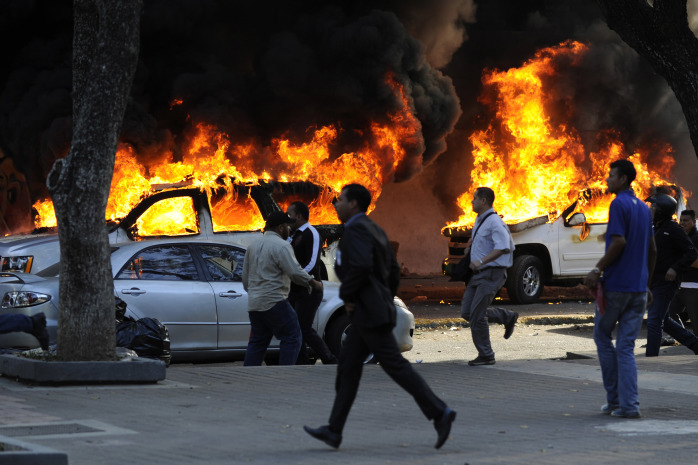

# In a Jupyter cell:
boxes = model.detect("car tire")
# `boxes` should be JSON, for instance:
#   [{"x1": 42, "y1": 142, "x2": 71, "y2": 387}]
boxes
[
  {"x1": 325, "y1": 311, "x2": 350, "y2": 357},
  {"x1": 506, "y1": 255, "x2": 544, "y2": 304},
  {"x1": 324, "y1": 311, "x2": 380, "y2": 364}
]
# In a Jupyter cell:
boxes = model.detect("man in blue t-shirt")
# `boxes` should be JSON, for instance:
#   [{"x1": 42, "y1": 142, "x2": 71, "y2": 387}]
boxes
[{"x1": 584, "y1": 159, "x2": 656, "y2": 419}]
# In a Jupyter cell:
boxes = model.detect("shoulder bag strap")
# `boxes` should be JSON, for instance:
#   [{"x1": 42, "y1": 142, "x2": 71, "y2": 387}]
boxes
[{"x1": 471, "y1": 211, "x2": 496, "y2": 241}]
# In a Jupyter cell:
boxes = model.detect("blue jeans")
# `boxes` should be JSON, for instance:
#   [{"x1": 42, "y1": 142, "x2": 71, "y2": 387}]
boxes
[
  {"x1": 0, "y1": 314, "x2": 32, "y2": 334},
  {"x1": 593, "y1": 291, "x2": 646, "y2": 414},
  {"x1": 646, "y1": 282, "x2": 698, "y2": 356},
  {"x1": 244, "y1": 300, "x2": 301, "y2": 366}
]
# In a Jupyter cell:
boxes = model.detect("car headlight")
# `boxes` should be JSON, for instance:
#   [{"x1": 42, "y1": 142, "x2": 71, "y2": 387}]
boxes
[
  {"x1": 1, "y1": 256, "x2": 34, "y2": 273},
  {"x1": 1, "y1": 291, "x2": 51, "y2": 308}
]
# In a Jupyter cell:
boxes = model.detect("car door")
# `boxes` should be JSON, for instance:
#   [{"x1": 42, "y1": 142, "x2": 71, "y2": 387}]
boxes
[
  {"x1": 557, "y1": 218, "x2": 606, "y2": 276},
  {"x1": 193, "y1": 243, "x2": 251, "y2": 349},
  {"x1": 114, "y1": 244, "x2": 218, "y2": 351}
]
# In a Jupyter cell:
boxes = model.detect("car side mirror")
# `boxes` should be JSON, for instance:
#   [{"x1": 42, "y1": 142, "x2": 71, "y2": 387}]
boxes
[{"x1": 567, "y1": 212, "x2": 586, "y2": 226}]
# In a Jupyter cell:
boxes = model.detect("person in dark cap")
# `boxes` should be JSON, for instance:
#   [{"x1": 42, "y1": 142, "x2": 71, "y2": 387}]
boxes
[
  {"x1": 241, "y1": 211, "x2": 323, "y2": 365},
  {"x1": 645, "y1": 194, "x2": 698, "y2": 357}
]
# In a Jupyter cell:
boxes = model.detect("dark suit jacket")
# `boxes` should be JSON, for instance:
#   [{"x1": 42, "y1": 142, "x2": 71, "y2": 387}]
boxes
[{"x1": 335, "y1": 214, "x2": 399, "y2": 329}]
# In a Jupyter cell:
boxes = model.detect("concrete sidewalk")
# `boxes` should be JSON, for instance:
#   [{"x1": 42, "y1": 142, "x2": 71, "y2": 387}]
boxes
[{"x1": 1, "y1": 346, "x2": 697, "y2": 465}]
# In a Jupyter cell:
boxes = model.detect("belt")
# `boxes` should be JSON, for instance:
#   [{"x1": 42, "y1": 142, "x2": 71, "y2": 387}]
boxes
[{"x1": 474, "y1": 266, "x2": 507, "y2": 274}]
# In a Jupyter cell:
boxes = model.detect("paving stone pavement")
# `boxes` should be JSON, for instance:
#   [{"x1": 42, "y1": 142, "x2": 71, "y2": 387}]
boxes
[{"x1": 0, "y1": 346, "x2": 696, "y2": 465}]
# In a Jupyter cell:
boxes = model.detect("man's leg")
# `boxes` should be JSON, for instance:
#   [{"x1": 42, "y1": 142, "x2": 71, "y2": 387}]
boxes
[
  {"x1": 461, "y1": 270, "x2": 505, "y2": 359},
  {"x1": 244, "y1": 311, "x2": 274, "y2": 366},
  {"x1": 265, "y1": 300, "x2": 302, "y2": 365},
  {"x1": 677, "y1": 288, "x2": 698, "y2": 335},
  {"x1": 646, "y1": 283, "x2": 676, "y2": 356},
  {"x1": 364, "y1": 326, "x2": 446, "y2": 421},
  {"x1": 294, "y1": 289, "x2": 337, "y2": 364},
  {"x1": 328, "y1": 325, "x2": 371, "y2": 434},
  {"x1": 593, "y1": 292, "x2": 623, "y2": 409},
  {"x1": 614, "y1": 292, "x2": 646, "y2": 415},
  {"x1": 662, "y1": 312, "x2": 698, "y2": 352},
  {"x1": 0, "y1": 313, "x2": 32, "y2": 334}
]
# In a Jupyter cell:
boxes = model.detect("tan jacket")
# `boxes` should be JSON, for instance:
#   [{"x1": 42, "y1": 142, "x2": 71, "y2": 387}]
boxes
[{"x1": 242, "y1": 231, "x2": 313, "y2": 312}]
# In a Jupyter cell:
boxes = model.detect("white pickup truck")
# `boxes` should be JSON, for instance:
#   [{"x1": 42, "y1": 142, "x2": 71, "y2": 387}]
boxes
[{"x1": 442, "y1": 188, "x2": 685, "y2": 304}]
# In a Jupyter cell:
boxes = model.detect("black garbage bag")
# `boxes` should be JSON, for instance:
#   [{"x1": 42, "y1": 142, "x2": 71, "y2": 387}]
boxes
[{"x1": 116, "y1": 316, "x2": 172, "y2": 367}]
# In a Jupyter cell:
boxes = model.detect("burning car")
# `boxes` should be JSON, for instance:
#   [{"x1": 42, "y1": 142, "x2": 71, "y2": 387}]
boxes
[
  {"x1": 443, "y1": 187, "x2": 687, "y2": 304},
  {"x1": 0, "y1": 180, "x2": 343, "y2": 280}
]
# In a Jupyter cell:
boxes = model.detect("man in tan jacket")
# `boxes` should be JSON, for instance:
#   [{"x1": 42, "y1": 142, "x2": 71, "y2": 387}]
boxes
[{"x1": 242, "y1": 211, "x2": 323, "y2": 365}]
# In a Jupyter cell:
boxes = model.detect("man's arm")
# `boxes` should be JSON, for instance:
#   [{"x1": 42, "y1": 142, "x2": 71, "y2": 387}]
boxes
[
  {"x1": 665, "y1": 227, "x2": 698, "y2": 281},
  {"x1": 277, "y1": 242, "x2": 319, "y2": 290},
  {"x1": 584, "y1": 235, "x2": 626, "y2": 288},
  {"x1": 471, "y1": 249, "x2": 507, "y2": 270},
  {"x1": 337, "y1": 225, "x2": 373, "y2": 304}
]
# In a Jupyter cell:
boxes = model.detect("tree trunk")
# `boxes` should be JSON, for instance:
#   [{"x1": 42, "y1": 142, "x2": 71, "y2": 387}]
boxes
[
  {"x1": 47, "y1": 0, "x2": 142, "y2": 361},
  {"x1": 596, "y1": 0, "x2": 698, "y2": 161}
]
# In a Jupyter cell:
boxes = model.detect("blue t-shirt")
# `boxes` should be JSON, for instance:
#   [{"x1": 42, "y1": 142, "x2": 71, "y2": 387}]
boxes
[{"x1": 602, "y1": 189, "x2": 653, "y2": 292}]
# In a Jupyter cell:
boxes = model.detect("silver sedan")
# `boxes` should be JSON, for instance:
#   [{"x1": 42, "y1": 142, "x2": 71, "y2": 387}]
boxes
[{"x1": 0, "y1": 238, "x2": 415, "y2": 362}]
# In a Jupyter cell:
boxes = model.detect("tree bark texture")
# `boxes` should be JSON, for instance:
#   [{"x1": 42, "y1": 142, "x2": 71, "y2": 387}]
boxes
[
  {"x1": 47, "y1": 0, "x2": 142, "y2": 361},
  {"x1": 596, "y1": 0, "x2": 698, "y2": 161}
]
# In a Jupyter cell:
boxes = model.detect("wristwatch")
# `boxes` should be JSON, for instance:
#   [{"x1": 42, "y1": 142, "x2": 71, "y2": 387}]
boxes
[
  {"x1": 478, "y1": 259, "x2": 484, "y2": 265},
  {"x1": 591, "y1": 267, "x2": 600, "y2": 274}
]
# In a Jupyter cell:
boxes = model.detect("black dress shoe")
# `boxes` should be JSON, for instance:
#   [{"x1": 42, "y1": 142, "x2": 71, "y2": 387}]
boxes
[
  {"x1": 303, "y1": 425, "x2": 342, "y2": 448},
  {"x1": 30, "y1": 312, "x2": 49, "y2": 351},
  {"x1": 504, "y1": 312, "x2": 519, "y2": 339},
  {"x1": 434, "y1": 407, "x2": 456, "y2": 449}
]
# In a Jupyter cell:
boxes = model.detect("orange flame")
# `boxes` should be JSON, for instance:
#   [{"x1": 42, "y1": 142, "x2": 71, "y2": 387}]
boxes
[
  {"x1": 32, "y1": 75, "x2": 422, "y2": 234},
  {"x1": 446, "y1": 41, "x2": 685, "y2": 229}
]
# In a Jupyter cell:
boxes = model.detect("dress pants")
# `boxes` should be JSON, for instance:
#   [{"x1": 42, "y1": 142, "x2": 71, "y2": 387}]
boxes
[
  {"x1": 244, "y1": 300, "x2": 301, "y2": 366},
  {"x1": 328, "y1": 323, "x2": 446, "y2": 433},
  {"x1": 289, "y1": 287, "x2": 336, "y2": 364},
  {"x1": 460, "y1": 267, "x2": 512, "y2": 358}
]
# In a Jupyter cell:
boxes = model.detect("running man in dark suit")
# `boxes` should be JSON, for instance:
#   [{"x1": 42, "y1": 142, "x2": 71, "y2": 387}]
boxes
[{"x1": 304, "y1": 184, "x2": 456, "y2": 450}]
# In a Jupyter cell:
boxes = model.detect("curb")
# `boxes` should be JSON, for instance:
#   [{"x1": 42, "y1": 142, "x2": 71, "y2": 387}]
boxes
[
  {"x1": 0, "y1": 354, "x2": 166, "y2": 385},
  {"x1": 415, "y1": 314, "x2": 594, "y2": 330},
  {"x1": 0, "y1": 435, "x2": 68, "y2": 465}
]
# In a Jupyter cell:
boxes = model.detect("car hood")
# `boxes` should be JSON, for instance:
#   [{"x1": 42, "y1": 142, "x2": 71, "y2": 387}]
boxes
[{"x1": 0, "y1": 233, "x2": 59, "y2": 250}]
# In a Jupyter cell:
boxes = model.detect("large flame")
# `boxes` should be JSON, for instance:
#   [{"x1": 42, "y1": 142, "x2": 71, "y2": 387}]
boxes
[
  {"x1": 446, "y1": 41, "x2": 685, "y2": 229},
  {"x1": 33, "y1": 75, "x2": 421, "y2": 234}
]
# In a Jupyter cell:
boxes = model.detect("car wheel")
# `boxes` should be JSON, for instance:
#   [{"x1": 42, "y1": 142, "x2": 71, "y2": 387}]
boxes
[
  {"x1": 324, "y1": 311, "x2": 377, "y2": 363},
  {"x1": 506, "y1": 255, "x2": 544, "y2": 304},
  {"x1": 325, "y1": 311, "x2": 350, "y2": 357}
]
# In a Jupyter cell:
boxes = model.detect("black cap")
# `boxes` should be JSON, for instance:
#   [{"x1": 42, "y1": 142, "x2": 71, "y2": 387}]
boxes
[{"x1": 265, "y1": 211, "x2": 293, "y2": 230}]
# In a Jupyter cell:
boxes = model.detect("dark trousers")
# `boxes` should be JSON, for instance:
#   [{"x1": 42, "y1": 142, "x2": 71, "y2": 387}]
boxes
[
  {"x1": 289, "y1": 288, "x2": 336, "y2": 364},
  {"x1": 646, "y1": 282, "x2": 698, "y2": 356},
  {"x1": 668, "y1": 287, "x2": 698, "y2": 334},
  {"x1": 244, "y1": 300, "x2": 301, "y2": 366},
  {"x1": 0, "y1": 314, "x2": 32, "y2": 334},
  {"x1": 328, "y1": 323, "x2": 446, "y2": 433}
]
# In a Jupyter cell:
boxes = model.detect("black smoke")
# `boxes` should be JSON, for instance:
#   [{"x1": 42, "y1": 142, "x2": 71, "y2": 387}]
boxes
[{"x1": 0, "y1": 0, "x2": 469, "y2": 201}]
